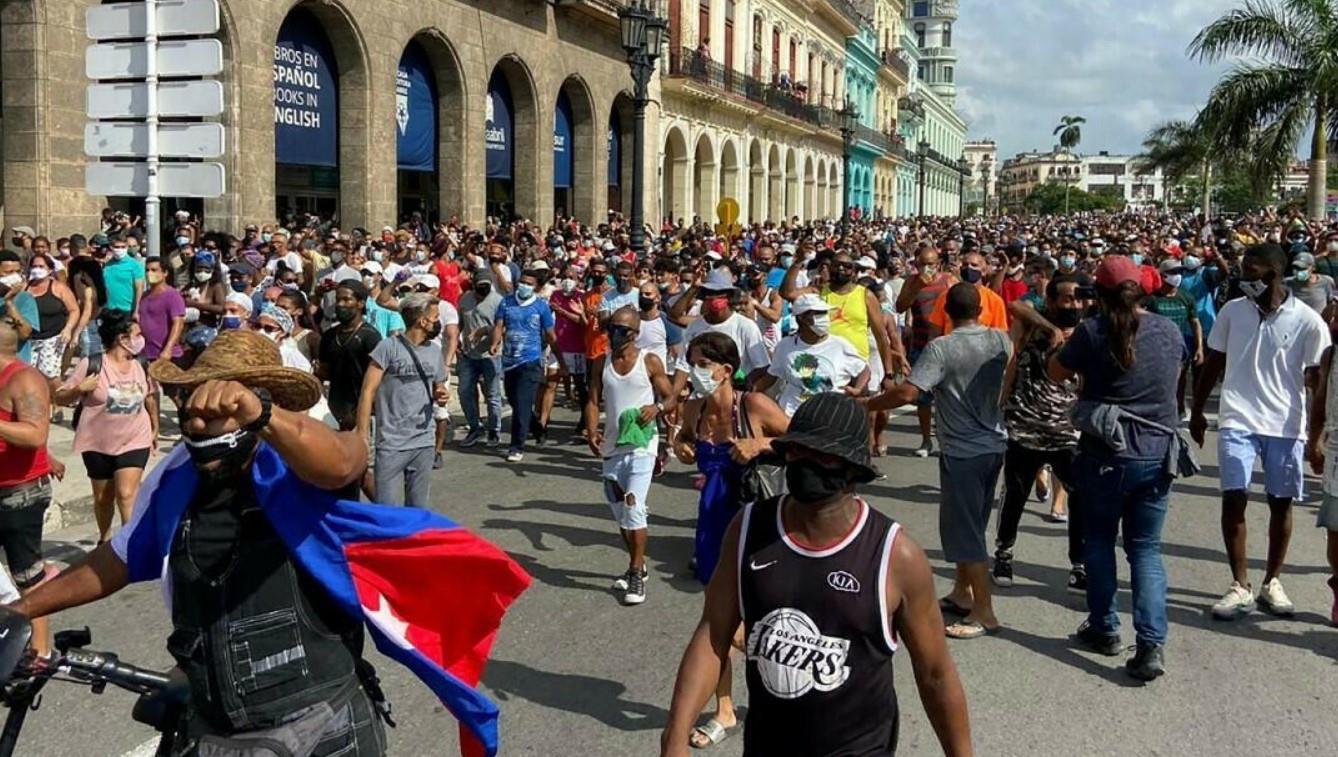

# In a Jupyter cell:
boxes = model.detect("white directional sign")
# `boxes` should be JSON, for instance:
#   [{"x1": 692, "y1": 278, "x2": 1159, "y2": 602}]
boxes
[
  {"x1": 85, "y1": 122, "x2": 224, "y2": 159},
  {"x1": 85, "y1": 38, "x2": 223, "y2": 79},
  {"x1": 87, "y1": 80, "x2": 223, "y2": 118},
  {"x1": 86, "y1": 0, "x2": 219, "y2": 40},
  {"x1": 86, "y1": 161, "x2": 226, "y2": 198}
]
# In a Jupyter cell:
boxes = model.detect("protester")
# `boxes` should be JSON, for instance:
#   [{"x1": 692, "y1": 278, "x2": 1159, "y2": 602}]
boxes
[
  {"x1": 101, "y1": 237, "x2": 144, "y2": 314},
  {"x1": 896, "y1": 245, "x2": 956, "y2": 456},
  {"x1": 138, "y1": 258, "x2": 186, "y2": 365},
  {"x1": 356, "y1": 293, "x2": 447, "y2": 507},
  {"x1": 1305, "y1": 333, "x2": 1338, "y2": 627},
  {"x1": 754, "y1": 293, "x2": 870, "y2": 416},
  {"x1": 1287, "y1": 251, "x2": 1335, "y2": 314},
  {"x1": 491, "y1": 269, "x2": 559, "y2": 462},
  {"x1": 1191, "y1": 243, "x2": 1330, "y2": 621},
  {"x1": 1144, "y1": 258, "x2": 1203, "y2": 419},
  {"x1": 868, "y1": 283, "x2": 1011, "y2": 638},
  {"x1": 0, "y1": 251, "x2": 37, "y2": 364},
  {"x1": 22, "y1": 253, "x2": 78, "y2": 384},
  {"x1": 1051, "y1": 256, "x2": 1184, "y2": 681},
  {"x1": 661, "y1": 393, "x2": 971, "y2": 757},
  {"x1": 584, "y1": 307, "x2": 676, "y2": 605},
  {"x1": 317, "y1": 281, "x2": 382, "y2": 434},
  {"x1": 54, "y1": 309, "x2": 157, "y2": 543},
  {"x1": 457, "y1": 266, "x2": 504, "y2": 448}
]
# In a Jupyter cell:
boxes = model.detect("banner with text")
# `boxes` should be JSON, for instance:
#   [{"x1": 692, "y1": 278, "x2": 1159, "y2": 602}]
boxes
[
  {"x1": 485, "y1": 73, "x2": 513, "y2": 180},
  {"x1": 553, "y1": 93, "x2": 574, "y2": 189},
  {"x1": 274, "y1": 10, "x2": 338, "y2": 167},
  {"x1": 396, "y1": 42, "x2": 437, "y2": 172}
]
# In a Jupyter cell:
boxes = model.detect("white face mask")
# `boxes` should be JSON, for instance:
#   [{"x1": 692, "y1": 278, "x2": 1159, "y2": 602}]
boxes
[
  {"x1": 560, "y1": 278, "x2": 577, "y2": 294},
  {"x1": 111, "y1": 247, "x2": 128, "y2": 260},
  {"x1": 690, "y1": 365, "x2": 721, "y2": 397},
  {"x1": 0, "y1": 273, "x2": 21, "y2": 288},
  {"x1": 27, "y1": 267, "x2": 49, "y2": 282},
  {"x1": 194, "y1": 270, "x2": 213, "y2": 283},
  {"x1": 808, "y1": 313, "x2": 831, "y2": 337},
  {"x1": 1163, "y1": 274, "x2": 1182, "y2": 288},
  {"x1": 414, "y1": 251, "x2": 429, "y2": 263}
]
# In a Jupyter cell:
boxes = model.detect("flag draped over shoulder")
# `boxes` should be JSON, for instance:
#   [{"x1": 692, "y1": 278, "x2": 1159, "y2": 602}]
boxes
[{"x1": 118, "y1": 444, "x2": 532, "y2": 757}]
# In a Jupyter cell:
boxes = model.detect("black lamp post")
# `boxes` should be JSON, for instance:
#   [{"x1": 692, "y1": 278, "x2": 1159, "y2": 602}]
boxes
[
  {"x1": 619, "y1": 0, "x2": 666, "y2": 258},
  {"x1": 838, "y1": 98, "x2": 859, "y2": 241},
  {"x1": 980, "y1": 156, "x2": 992, "y2": 217},
  {"x1": 916, "y1": 139, "x2": 930, "y2": 217},
  {"x1": 956, "y1": 156, "x2": 970, "y2": 218}
]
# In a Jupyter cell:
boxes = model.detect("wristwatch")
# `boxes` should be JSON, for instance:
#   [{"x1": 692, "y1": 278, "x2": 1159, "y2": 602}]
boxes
[{"x1": 246, "y1": 388, "x2": 274, "y2": 433}]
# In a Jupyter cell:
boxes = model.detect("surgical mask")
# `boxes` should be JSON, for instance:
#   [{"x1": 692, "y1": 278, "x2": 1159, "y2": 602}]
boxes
[
  {"x1": 281, "y1": 281, "x2": 298, "y2": 291},
  {"x1": 0, "y1": 273, "x2": 20, "y2": 289},
  {"x1": 194, "y1": 270, "x2": 213, "y2": 283},
  {"x1": 221, "y1": 315, "x2": 243, "y2": 330},
  {"x1": 808, "y1": 313, "x2": 831, "y2": 337},
  {"x1": 123, "y1": 334, "x2": 145, "y2": 356},
  {"x1": 1163, "y1": 274, "x2": 1183, "y2": 288},
  {"x1": 1183, "y1": 256, "x2": 1201, "y2": 270},
  {"x1": 516, "y1": 283, "x2": 536, "y2": 300},
  {"x1": 261, "y1": 233, "x2": 273, "y2": 243},
  {"x1": 146, "y1": 271, "x2": 165, "y2": 286},
  {"x1": 371, "y1": 249, "x2": 385, "y2": 263},
  {"x1": 414, "y1": 250, "x2": 429, "y2": 263},
  {"x1": 230, "y1": 280, "x2": 248, "y2": 293},
  {"x1": 111, "y1": 247, "x2": 128, "y2": 260},
  {"x1": 184, "y1": 428, "x2": 258, "y2": 479},
  {"x1": 690, "y1": 365, "x2": 721, "y2": 397},
  {"x1": 560, "y1": 279, "x2": 577, "y2": 294},
  {"x1": 960, "y1": 267, "x2": 983, "y2": 284},
  {"x1": 785, "y1": 457, "x2": 849, "y2": 503},
  {"x1": 27, "y1": 267, "x2": 48, "y2": 281},
  {"x1": 1059, "y1": 255, "x2": 1076, "y2": 269},
  {"x1": 1239, "y1": 278, "x2": 1269, "y2": 300},
  {"x1": 331, "y1": 251, "x2": 345, "y2": 265},
  {"x1": 780, "y1": 255, "x2": 794, "y2": 268},
  {"x1": 176, "y1": 236, "x2": 191, "y2": 247},
  {"x1": 1131, "y1": 253, "x2": 1145, "y2": 266},
  {"x1": 1049, "y1": 308, "x2": 1082, "y2": 329},
  {"x1": 1295, "y1": 269, "x2": 1311, "y2": 283}
]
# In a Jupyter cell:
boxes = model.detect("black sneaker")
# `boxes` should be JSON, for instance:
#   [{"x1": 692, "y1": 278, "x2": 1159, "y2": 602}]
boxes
[
  {"x1": 1125, "y1": 643, "x2": 1166, "y2": 681},
  {"x1": 612, "y1": 566, "x2": 648, "y2": 591},
  {"x1": 1073, "y1": 621, "x2": 1122, "y2": 657},
  {"x1": 623, "y1": 570, "x2": 646, "y2": 605},
  {"x1": 1067, "y1": 566, "x2": 1087, "y2": 595},
  {"x1": 486, "y1": 433, "x2": 501, "y2": 448},
  {"x1": 991, "y1": 554, "x2": 1015, "y2": 587},
  {"x1": 534, "y1": 425, "x2": 549, "y2": 447},
  {"x1": 459, "y1": 429, "x2": 483, "y2": 448}
]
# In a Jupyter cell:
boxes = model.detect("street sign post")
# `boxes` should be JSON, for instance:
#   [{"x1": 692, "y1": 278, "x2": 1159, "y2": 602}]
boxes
[{"x1": 85, "y1": 0, "x2": 225, "y2": 258}]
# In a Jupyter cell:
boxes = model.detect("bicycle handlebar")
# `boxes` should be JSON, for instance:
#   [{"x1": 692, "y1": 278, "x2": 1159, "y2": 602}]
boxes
[{"x1": 16, "y1": 648, "x2": 171, "y2": 697}]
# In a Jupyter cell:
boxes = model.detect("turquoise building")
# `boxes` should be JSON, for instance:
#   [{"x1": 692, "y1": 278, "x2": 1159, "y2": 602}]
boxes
[{"x1": 844, "y1": 24, "x2": 882, "y2": 216}]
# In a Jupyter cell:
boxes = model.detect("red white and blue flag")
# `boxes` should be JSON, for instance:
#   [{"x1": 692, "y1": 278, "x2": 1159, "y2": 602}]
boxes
[{"x1": 113, "y1": 444, "x2": 532, "y2": 757}]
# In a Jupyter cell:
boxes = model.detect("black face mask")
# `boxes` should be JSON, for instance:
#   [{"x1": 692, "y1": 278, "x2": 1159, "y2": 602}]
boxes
[
  {"x1": 961, "y1": 267, "x2": 984, "y2": 284},
  {"x1": 785, "y1": 457, "x2": 850, "y2": 504},
  {"x1": 424, "y1": 320, "x2": 442, "y2": 340},
  {"x1": 1049, "y1": 307, "x2": 1082, "y2": 329},
  {"x1": 184, "y1": 428, "x2": 259, "y2": 480},
  {"x1": 638, "y1": 295, "x2": 656, "y2": 311},
  {"x1": 829, "y1": 270, "x2": 852, "y2": 288},
  {"x1": 474, "y1": 281, "x2": 492, "y2": 298},
  {"x1": 607, "y1": 323, "x2": 637, "y2": 352},
  {"x1": 334, "y1": 305, "x2": 359, "y2": 324}
]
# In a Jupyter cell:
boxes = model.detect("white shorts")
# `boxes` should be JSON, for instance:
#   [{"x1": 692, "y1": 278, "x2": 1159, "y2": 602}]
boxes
[{"x1": 602, "y1": 451, "x2": 654, "y2": 530}]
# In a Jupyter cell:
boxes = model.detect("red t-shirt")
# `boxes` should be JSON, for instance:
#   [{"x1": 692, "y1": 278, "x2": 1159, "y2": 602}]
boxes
[
  {"x1": 0, "y1": 362, "x2": 51, "y2": 488},
  {"x1": 1000, "y1": 277, "x2": 1029, "y2": 305},
  {"x1": 433, "y1": 260, "x2": 466, "y2": 307}
]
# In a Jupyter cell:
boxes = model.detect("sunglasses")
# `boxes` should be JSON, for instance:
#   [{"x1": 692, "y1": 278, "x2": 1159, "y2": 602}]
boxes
[{"x1": 257, "y1": 324, "x2": 284, "y2": 335}]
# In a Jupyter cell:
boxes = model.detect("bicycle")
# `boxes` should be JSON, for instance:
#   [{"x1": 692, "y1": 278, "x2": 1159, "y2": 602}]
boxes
[{"x1": 0, "y1": 607, "x2": 184, "y2": 757}]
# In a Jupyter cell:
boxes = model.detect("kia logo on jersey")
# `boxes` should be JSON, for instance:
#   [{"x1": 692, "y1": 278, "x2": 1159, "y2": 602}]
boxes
[{"x1": 827, "y1": 570, "x2": 861, "y2": 593}]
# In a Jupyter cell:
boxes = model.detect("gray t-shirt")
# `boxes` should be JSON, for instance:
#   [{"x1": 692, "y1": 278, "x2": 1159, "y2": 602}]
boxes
[
  {"x1": 457, "y1": 290, "x2": 503, "y2": 359},
  {"x1": 1287, "y1": 274, "x2": 1335, "y2": 315},
  {"x1": 909, "y1": 325, "x2": 1012, "y2": 458},
  {"x1": 370, "y1": 335, "x2": 445, "y2": 452}
]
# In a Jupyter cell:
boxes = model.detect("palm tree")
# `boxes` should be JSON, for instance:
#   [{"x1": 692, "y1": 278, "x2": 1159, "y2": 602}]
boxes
[
  {"x1": 1052, "y1": 115, "x2": 1086, "y2": 214},
  {"x1": 1189, "y1": 0, "x2": 1338, "y2": 219},
  {"x1": 1134, "y1": 118, "x2": 1216, "y2": 218}
]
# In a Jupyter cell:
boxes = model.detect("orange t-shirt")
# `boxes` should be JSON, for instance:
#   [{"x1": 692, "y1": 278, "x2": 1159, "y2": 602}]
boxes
[
  {"x1": 927, "y1": 283, "x2": 1009, "y2": 335},
  {"x1": 583, "y1": 290, "x2": 609, "y2": 359}
]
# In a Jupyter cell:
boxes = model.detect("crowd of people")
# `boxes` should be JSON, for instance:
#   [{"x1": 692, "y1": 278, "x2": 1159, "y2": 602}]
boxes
[{"x1": 1, "y1": 205, "x2": 1337, "y2": 755}]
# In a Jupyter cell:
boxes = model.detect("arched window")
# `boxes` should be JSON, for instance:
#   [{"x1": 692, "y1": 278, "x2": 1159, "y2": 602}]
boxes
[{"x1": 943, "y1": 23, "x2": 952, "y2": 47}]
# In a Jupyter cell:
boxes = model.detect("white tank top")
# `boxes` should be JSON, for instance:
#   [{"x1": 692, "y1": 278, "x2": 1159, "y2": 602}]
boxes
[
  {"x1": 601, "y1": 349, "x2": 658, "y2": 457},
  {"x1": 755, "y1": 289, "x2": 781, "y2": 352},
  {"x1": 636, "y1": 316, "x2": 669, "y2": 367}
]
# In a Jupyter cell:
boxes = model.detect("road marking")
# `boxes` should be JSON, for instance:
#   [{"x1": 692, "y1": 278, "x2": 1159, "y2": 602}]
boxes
[{"x1": 121, "y1": 737, "x2": 162, "y2": 757}]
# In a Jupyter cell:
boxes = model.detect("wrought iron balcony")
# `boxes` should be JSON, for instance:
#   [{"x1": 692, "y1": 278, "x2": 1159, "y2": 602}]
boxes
[
  {"x1": 667, "y1": 47, "x2": 827, "y2": 127},
  {"x1": 880, "y1": 49, "x2": 910, "y2": 80}
]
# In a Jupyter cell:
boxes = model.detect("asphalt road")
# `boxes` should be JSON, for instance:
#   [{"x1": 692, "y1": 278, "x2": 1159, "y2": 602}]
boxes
[{"x1": 15, "y1": 406, "x2": 1338, "y2": 757}]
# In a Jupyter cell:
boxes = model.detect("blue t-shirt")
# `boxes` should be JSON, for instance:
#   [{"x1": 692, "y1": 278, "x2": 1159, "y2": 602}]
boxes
[
  {"x1": 498, "y1": 295, "x2": 554, "y2": 369},
  {"x1": 766, "y1": 267, "x2": 787, "y2": 290},
  {"x1": 13, "y1": 292, "x2": 37, "y2": 364},
  {"x1": 365, "y1": 299, "x2": 406, "y2": 338},
  {"x1": 1179, "y1": 267, "x2": 1221, "y2": 335},
  {"x1": 103, "y1": 255, "x2": 145, "y2": 312}
]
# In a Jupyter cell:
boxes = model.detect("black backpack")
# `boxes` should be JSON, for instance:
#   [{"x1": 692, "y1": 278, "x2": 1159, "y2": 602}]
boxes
[{"x1": 70, "y1": 353, "x2": 103, "y2": 431}]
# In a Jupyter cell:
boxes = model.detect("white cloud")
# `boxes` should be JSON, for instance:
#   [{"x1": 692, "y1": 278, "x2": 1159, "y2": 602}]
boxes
[{"x1": 955, "y1": 0, "x2": 1240, "y2": 159}]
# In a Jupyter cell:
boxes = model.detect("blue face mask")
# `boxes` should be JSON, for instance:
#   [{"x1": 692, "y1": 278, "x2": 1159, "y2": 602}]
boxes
[
  {"x1": 1131, "y1": 253, "x2": 1145, "y2": 266},
  {"x1": 221, "y1": 315, "x2": 242, "y2": 330},
  {"x1": 1183, "y1": 256, "x2": 1201, "y2": 270},
  {"x1": 175, "y1": 236, "x2": 191, "y2": 248},
  {"x1": 516, "y1": 283, "x2": 536, "y2": 300},
  {"x1": 230, "y1": 280, "x2": 247, "y2": 293},
  {"x1": 1060, "y1": 255, "x2": 1076, "y2": 269}
]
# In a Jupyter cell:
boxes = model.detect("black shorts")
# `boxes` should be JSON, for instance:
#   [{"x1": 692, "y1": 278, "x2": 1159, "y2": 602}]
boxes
[
  {"x1": 0, "y1": 479, "x2": 52, "y2": 589},
  {"x1": 82, "y1": 448, "x2": 151, "y2": 480}
]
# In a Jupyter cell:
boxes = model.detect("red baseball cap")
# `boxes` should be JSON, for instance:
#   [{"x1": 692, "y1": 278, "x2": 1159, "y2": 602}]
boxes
[{"x1": 1094, "y1": 256, "x2": 1142, "y2": 290}]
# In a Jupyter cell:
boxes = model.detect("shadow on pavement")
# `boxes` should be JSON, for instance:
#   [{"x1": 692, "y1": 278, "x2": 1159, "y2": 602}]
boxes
[{"x1": 483, "y1": 659, "x2": 670, "y2": 731}]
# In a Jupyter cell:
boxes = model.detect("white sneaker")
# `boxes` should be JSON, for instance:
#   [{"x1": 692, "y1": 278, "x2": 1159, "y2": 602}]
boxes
[
  {"x1": 1257, "y1": 577, "x2": 1296, "y2": 616},
  {"x1": 1211, "y1": 581, "x2": 1256, "y2": 620},
  {"x1": 612, "y1": 566, "x2": 648, "y2": 591},
  {"x1": 915, "y1": 440, "x2": 934, "y2": 458},
  {"x1": 505, "y1": 450, "x2": 524, "y2": 463}
]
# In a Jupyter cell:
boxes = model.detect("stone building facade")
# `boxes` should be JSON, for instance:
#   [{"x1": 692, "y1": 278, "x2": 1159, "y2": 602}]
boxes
[{"x1": 1, "y1": 0, "x2": 657, "y2": 238}]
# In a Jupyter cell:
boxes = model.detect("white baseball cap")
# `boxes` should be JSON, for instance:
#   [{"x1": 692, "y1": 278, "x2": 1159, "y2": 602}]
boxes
[
  {"x1": 412, "y1": 273, "x2": 441, "y2": 291},
  {"x1": 791, "y1": 293, "x2": 832, "y2": 315}
]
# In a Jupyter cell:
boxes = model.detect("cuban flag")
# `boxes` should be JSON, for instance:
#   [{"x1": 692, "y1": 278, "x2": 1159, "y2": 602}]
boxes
[{"x1": 113, "y1": 444, "x2": 531, "y2": 757}]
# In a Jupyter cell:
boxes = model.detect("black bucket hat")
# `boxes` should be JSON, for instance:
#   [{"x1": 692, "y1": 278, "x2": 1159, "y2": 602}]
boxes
[{"x1": 772, "y1": 393, "x2": 879, "y2": 484}]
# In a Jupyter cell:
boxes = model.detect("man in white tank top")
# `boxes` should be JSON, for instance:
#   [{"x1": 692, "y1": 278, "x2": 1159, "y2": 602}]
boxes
[{"x1": 584, "y1": 307, "x2": 677, "y2": 605}]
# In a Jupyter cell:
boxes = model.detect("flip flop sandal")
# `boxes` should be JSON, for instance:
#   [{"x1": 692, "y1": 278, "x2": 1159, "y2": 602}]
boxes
[
  {"x1": 1047, "y1": 509, "x2": 1069, "y2": 523},
  {"x1": 939, "y1": 597, "x2": 972, "y2": 616},
  {"x1": 690, "y1": 718, "x2": 734, "y2": 749},
  {"x1": 945, "y1": 621, "x2": 1003, "y2": 640}
]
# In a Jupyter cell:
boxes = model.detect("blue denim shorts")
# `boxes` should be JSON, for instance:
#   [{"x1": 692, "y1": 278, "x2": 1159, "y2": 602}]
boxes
[{"x1": 1217, "y1": 427, "x2": 1304, "y2": 499}]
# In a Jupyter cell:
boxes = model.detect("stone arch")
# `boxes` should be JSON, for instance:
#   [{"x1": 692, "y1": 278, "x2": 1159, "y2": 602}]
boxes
[
  {"x1": 486, "y1": 53, "x2": 540, "y2": 220},
  {"x1": 402, "y1": 28, "x2": 468, "y2": 222},
  {"x1": 692, "y1": 131, "x2": 717, "y2": 222},
  {"x1": 555, "y1": 73, "x2": 598, "y2": 222},
  {"x1": 661, "y1": 122, "x2": 690, "y2": 224},
  {"x1": 608, "y1": 91, "x2": 636, "y2": 217}
]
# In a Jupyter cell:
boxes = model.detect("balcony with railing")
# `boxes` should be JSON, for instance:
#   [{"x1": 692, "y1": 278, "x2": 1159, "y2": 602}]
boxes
[
  {"x1": 921, "y1": 45, "x2": 957, "y2": 59},
  {"x1": 897, "y1": 94, "x2": 926, "y2": 120},
  {"x1": 666, "y1": 47, "x2": 829, "y2": 129},
  {"x1": 855, "y1": 123, "x2": 892, "y2": 153},
  {"x1": 823, "y1": 0, "x2": 872, "y2": 26},
  {"x1": 880, "y1": 49, "x2": 911, "y2": 80}
]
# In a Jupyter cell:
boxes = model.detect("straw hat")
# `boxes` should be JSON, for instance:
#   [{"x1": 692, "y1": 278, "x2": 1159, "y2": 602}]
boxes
[{"x1": 150, "y1": 330, "x2": 321, "y2": 411}]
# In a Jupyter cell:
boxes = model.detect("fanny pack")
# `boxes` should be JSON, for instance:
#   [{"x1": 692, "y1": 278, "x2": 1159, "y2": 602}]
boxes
[{"x1": 1071, "y1": 400, "x2": 1201, "y2": 479}]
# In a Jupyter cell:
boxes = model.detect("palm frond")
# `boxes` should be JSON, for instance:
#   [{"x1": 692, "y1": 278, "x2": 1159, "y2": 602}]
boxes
[
  {"x1": 1245, "y1": 101, "x2": 1310, "y2": 194},
  {"x1": 1189, "y1": 0, "x2": 1310, "y2": 66},
  {"x1": 1196, "y1": 62, "x2": 1310, "y2": 147}
]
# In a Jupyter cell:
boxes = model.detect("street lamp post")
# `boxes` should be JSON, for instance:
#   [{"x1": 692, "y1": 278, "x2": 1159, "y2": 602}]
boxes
[
  {"x1": 618, "y1": 0, "x2": 666, "y2": 258},
  {"x1": 956, "y1": 156, "x2": 970, "y2": 218},
  {"x1": 838, "y1": 98, "x2": 859, "y2": 242},
  {"x1": 916, "y1": 139, "x2": 930, "y2": 217}
]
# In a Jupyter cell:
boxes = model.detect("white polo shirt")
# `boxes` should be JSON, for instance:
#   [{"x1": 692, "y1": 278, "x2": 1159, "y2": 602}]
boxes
[{"x1": 1207, "y1": 294, "x2": 1331, "y2": 439}]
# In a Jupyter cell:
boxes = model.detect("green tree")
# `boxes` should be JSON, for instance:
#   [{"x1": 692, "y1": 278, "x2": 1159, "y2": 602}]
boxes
[
  {"x1": 1134, "y1": 118, "x2": 1216, "y2": 218},
  {"x1": 1023, "y1": 183, "x2": 1124, "y2": 215},
  {"x1": 1189, "y1": 0, "x2": 1338, "y2": 219},
  {"x1": 1053, "y1": 115, "x2": 1087, "y2": 214}
]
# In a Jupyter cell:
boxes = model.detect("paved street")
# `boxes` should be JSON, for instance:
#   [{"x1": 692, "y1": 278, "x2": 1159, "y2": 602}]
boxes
[{"x1": 17, "y1": 405, "x2": 1338, "y2": 757}]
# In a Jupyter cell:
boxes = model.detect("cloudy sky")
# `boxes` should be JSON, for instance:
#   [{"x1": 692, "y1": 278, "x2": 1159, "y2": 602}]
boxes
[{"x1": 954, "y1": 0, "x2": 1242, "y2": 160}]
